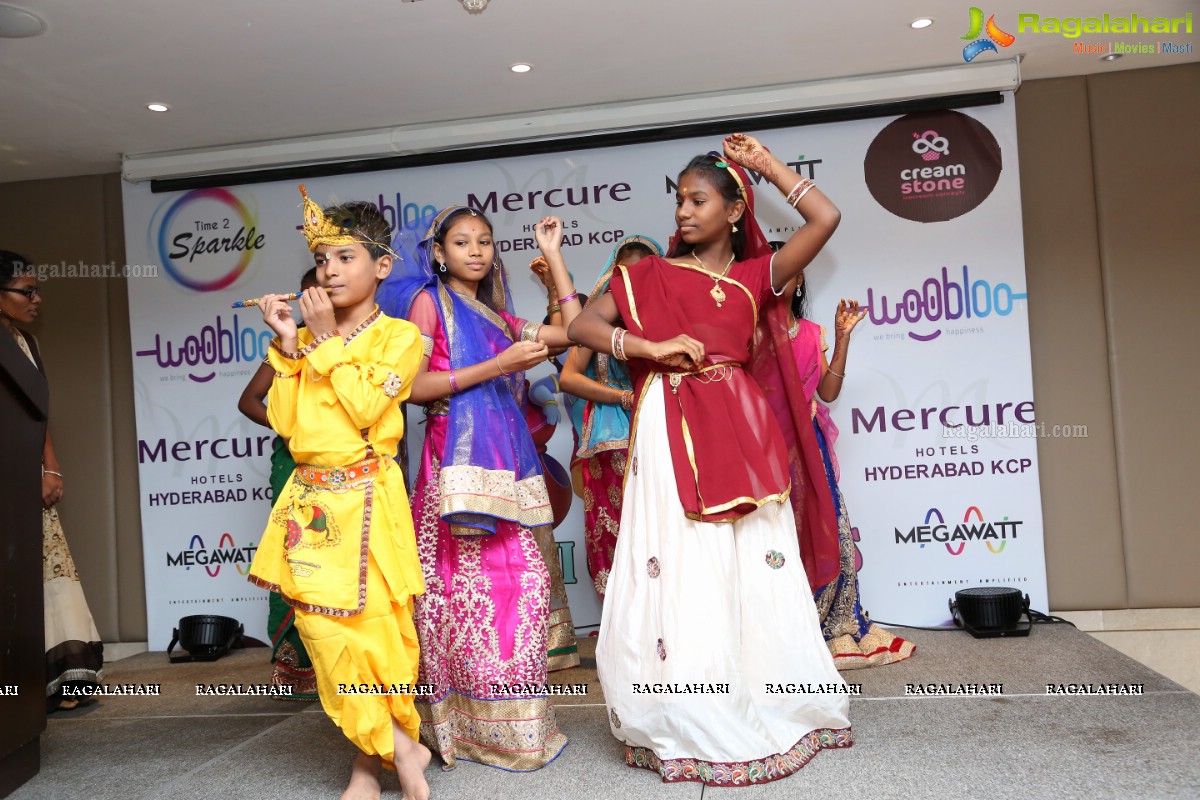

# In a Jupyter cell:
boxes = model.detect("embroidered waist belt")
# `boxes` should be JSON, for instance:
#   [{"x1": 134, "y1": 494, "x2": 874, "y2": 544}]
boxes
[
  {"x1": 294, "y1": 456, "x2": 382, "y2": 492},
  {"x1": 667, "y1": 361, "x2": 743, "y2": 394}
]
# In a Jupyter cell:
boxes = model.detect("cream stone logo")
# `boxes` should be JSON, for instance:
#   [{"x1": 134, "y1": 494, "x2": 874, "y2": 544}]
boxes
[{"x1": 864, "y1": 110, "x2": 1002, "y2": 223}]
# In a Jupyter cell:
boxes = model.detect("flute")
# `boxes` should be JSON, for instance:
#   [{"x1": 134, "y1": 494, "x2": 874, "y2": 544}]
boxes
[{"x1": 231, "y1": 287, "x2": 332, "y2": 309}]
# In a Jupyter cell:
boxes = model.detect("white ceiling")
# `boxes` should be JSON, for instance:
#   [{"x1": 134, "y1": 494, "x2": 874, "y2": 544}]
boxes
[{"x1": 0, "y1": 0, "x2": 1195, "y2": 184}]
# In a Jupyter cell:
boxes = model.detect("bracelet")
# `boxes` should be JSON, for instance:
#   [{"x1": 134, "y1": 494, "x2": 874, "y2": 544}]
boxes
[
  {"x1": 786, "y1": 178, "x2": 814, "y2": 206},
  {"x1": 792, "y1": 183, "x2": 815, "y2": 208},
  {"x1": 43, "y1": 469, "x2": 63, "y2": 479},
  {"x1": 448, "y1": 369, "x2": 460, "y2": 393},
  {"x1": 496, "y1": 357, "x2": 509, "y2": 376},
  {"x1": 558, "y1": 291, "x2": 580, "y2": 305},
  {"x1": 612, "y1": 327, "x2": 628, "y2": 361},
  {"x1": 827, "y1": 368, "x2": 845, "y2": 379},
  {"x1": 620, "y1": 391, "x2": 634, "y2": 413},
  {"x1": 547, "y1": 302, "x2": 561, "y2": 314},
  {"x1": 783, "y1": 179, "x2": 807, "y2": 204}
]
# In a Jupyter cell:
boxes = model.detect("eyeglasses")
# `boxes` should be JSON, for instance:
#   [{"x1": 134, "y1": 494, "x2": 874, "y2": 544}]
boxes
[{"x1": 0, "y1": 286, "x2": 40, "y2": 300}]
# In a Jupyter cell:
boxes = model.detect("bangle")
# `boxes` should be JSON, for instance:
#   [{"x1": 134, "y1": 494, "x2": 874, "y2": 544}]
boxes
[
  {"x1": 791, "y1": 181, "x2": 816, "y2": 208},
  {"x1": 547, "y1": 303, "x2": 561, "y2": 314},
  {"x1": 448, "y1": 369, "x2": 460, "y2": 393},
  {"x1": 43, "y1": 469, "x2": 63, "y2": 479},
  {"x1": 496, "y1": 357, "x2": 509, "y2": 376},
  {"x1": 620, "y1": 391, "x2": 634, "y2": 412},
  {"x1": 827, "y1": 368, "x2": 845, "y2": 379},
  {"x1": 786, "y1": 178, "x2": 814, "y2": 205},
  {"x1": 612, "y1": 327, "x2": 628, "y2": 361},
  {"x1": 784, "y1": 179, "x2": 807, "y2": 204},
  {"x1": 558, "y1": 291, "x2": 580, "y2": 305}
]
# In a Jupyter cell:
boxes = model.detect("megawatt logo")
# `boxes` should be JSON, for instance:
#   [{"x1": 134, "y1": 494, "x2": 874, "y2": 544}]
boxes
[
  {"x1": 167, "y1": 533, "x2": 257, "y2": 577},
  {"x1": 149, "y1": 188, "x2": 266, "y2": 292},
  {"x1": 895, "y1": 506, "x2": 1022, "y2": 555},
  {"x1": 863, "y1": 110, "x2": 1001, "y2": 223},
  {"x1": 962, "y1": 8, "x2": 1016, "y2": 62}
]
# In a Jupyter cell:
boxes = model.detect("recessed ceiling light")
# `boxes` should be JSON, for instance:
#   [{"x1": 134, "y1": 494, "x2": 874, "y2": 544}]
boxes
[
  {"x1": 0, "y1": 4, "x2": 46, "y2": 38},
  {"x1": 510, "y1": 63, "x2": 532, "y2": 74},
  {"x1": 147, "y1": 103, "x2": 171, "y2": 112},
  {"x1": 911, "y1": 18, "x2": 934, "y2": 29},
  {"x1": 1100, "y1": 53, "x2": 1122, "y2": 62}
]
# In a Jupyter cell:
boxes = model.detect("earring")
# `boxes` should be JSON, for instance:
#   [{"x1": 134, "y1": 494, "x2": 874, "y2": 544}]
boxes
[
  {"x1": 732, "y1": 223, "x2": 739, "y2": 233},
  {"x1": 438, "y1": 261, "x2": 448, "y2": 274},
  {"x1": 795, "y1": 285, "x2": 803, "y2": 297}
]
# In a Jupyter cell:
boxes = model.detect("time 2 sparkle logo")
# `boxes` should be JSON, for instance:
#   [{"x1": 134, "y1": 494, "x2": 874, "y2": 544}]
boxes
[
  {"x1": 962, "y1": 7, "x2": 1016, "y2": 61},
  {"x1": 149, "y1": 188, "x2": 266, "y2": 292}
]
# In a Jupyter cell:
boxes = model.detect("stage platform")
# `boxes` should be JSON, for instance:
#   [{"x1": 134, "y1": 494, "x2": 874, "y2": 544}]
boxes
[{"x1": 11, "y1": 624, "x2": 1199, "y2": 799}]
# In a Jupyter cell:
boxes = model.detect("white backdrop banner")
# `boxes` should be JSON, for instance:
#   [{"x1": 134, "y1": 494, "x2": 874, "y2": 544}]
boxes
[{"x1": 123, "y1": 96, "x2": 1045, "y2": 648}]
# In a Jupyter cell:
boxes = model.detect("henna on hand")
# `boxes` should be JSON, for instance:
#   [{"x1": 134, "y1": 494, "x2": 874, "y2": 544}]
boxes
[{"x1": 725, "y1": 134, "x2": 780, "y2": 183}]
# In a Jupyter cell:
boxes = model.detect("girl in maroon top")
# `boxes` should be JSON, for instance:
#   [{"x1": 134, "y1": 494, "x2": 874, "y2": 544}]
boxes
[{"x1": 570, "y1": 135, "x2": 853, "y2": 786}]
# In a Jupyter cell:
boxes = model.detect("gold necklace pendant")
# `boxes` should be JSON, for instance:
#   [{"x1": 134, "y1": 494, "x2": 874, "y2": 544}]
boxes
[
  {"x1": 710, "y1": 283, "x2": 726, "y2": 307},
  {"x1": 692, "y1": 252, "x2": 735, "y2": 308}
]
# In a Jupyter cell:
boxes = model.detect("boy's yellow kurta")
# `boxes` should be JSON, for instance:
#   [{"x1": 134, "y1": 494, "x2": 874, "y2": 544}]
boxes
[{"x1": 248, "y1": 308, "x2": 424, "y2": 768}]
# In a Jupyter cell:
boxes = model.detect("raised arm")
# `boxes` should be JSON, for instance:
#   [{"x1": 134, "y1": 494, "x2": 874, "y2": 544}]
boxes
[
  {"x1": 530, "y1": 216, "x2": 583, "y2": 349},
  {"x1": 259, "y1": 293, "x2": 302, "y2": 439},
  {"x1": 722, "y1": 133, "x2": 841, "y2": 292},
  {"x1": 816, "y1": 299, "x2": 864, "y2": 403}
]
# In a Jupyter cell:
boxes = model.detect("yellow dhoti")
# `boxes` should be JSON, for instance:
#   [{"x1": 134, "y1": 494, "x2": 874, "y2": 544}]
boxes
[
  {"x1": 250, "y1": 456, "x2": 425, "y2": 770},
  {"x1": 295, "y1": 552, "x2": 421, "y2": 767}
]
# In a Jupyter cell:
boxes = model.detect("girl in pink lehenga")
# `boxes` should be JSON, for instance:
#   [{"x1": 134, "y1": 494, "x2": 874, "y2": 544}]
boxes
[
  {"x1": 378, "y1": 208, "x2": 583, "y2": 771},
  {"x1": 787, "y1": 277, "x2": 916, "y2": 668}
]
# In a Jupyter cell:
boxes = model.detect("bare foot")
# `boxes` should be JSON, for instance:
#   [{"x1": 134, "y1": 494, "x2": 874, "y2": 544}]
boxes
[
  {"x1": 340, "y1": 752, "x2": 382, "y2": 800},
  {"x1": 392, "y1": 720, "x2": 432, "y2": 800}
]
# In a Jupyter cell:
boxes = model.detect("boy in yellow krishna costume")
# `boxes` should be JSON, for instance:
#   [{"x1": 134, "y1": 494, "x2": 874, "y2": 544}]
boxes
[{"x1": 248, "y1": 187, "x2": 430, "y2": 800}]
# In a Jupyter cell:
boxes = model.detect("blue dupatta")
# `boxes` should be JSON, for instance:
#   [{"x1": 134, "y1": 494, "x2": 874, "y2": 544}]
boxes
[{"x1": 377, "y1": 207, "x2": 551, "y2": 534}]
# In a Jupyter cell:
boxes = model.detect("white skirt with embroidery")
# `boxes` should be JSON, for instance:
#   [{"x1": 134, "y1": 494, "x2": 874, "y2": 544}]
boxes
[{"x1": 596, "y1": 375, "x2": 852, "y2": 785}]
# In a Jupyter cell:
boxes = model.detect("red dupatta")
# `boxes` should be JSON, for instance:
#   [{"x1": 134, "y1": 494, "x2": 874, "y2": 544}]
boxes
[
  {"x1": 613, "y1": 157, "x2": 840, "y2": 593},
  {"x1": 611, "y1": 254, "x2": 790, "y2": 523}
]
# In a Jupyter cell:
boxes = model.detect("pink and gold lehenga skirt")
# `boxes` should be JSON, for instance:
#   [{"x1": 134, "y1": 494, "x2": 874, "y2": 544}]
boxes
[{"x1": 410, "y1": 415, "x2": 568, "y2": 771}]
